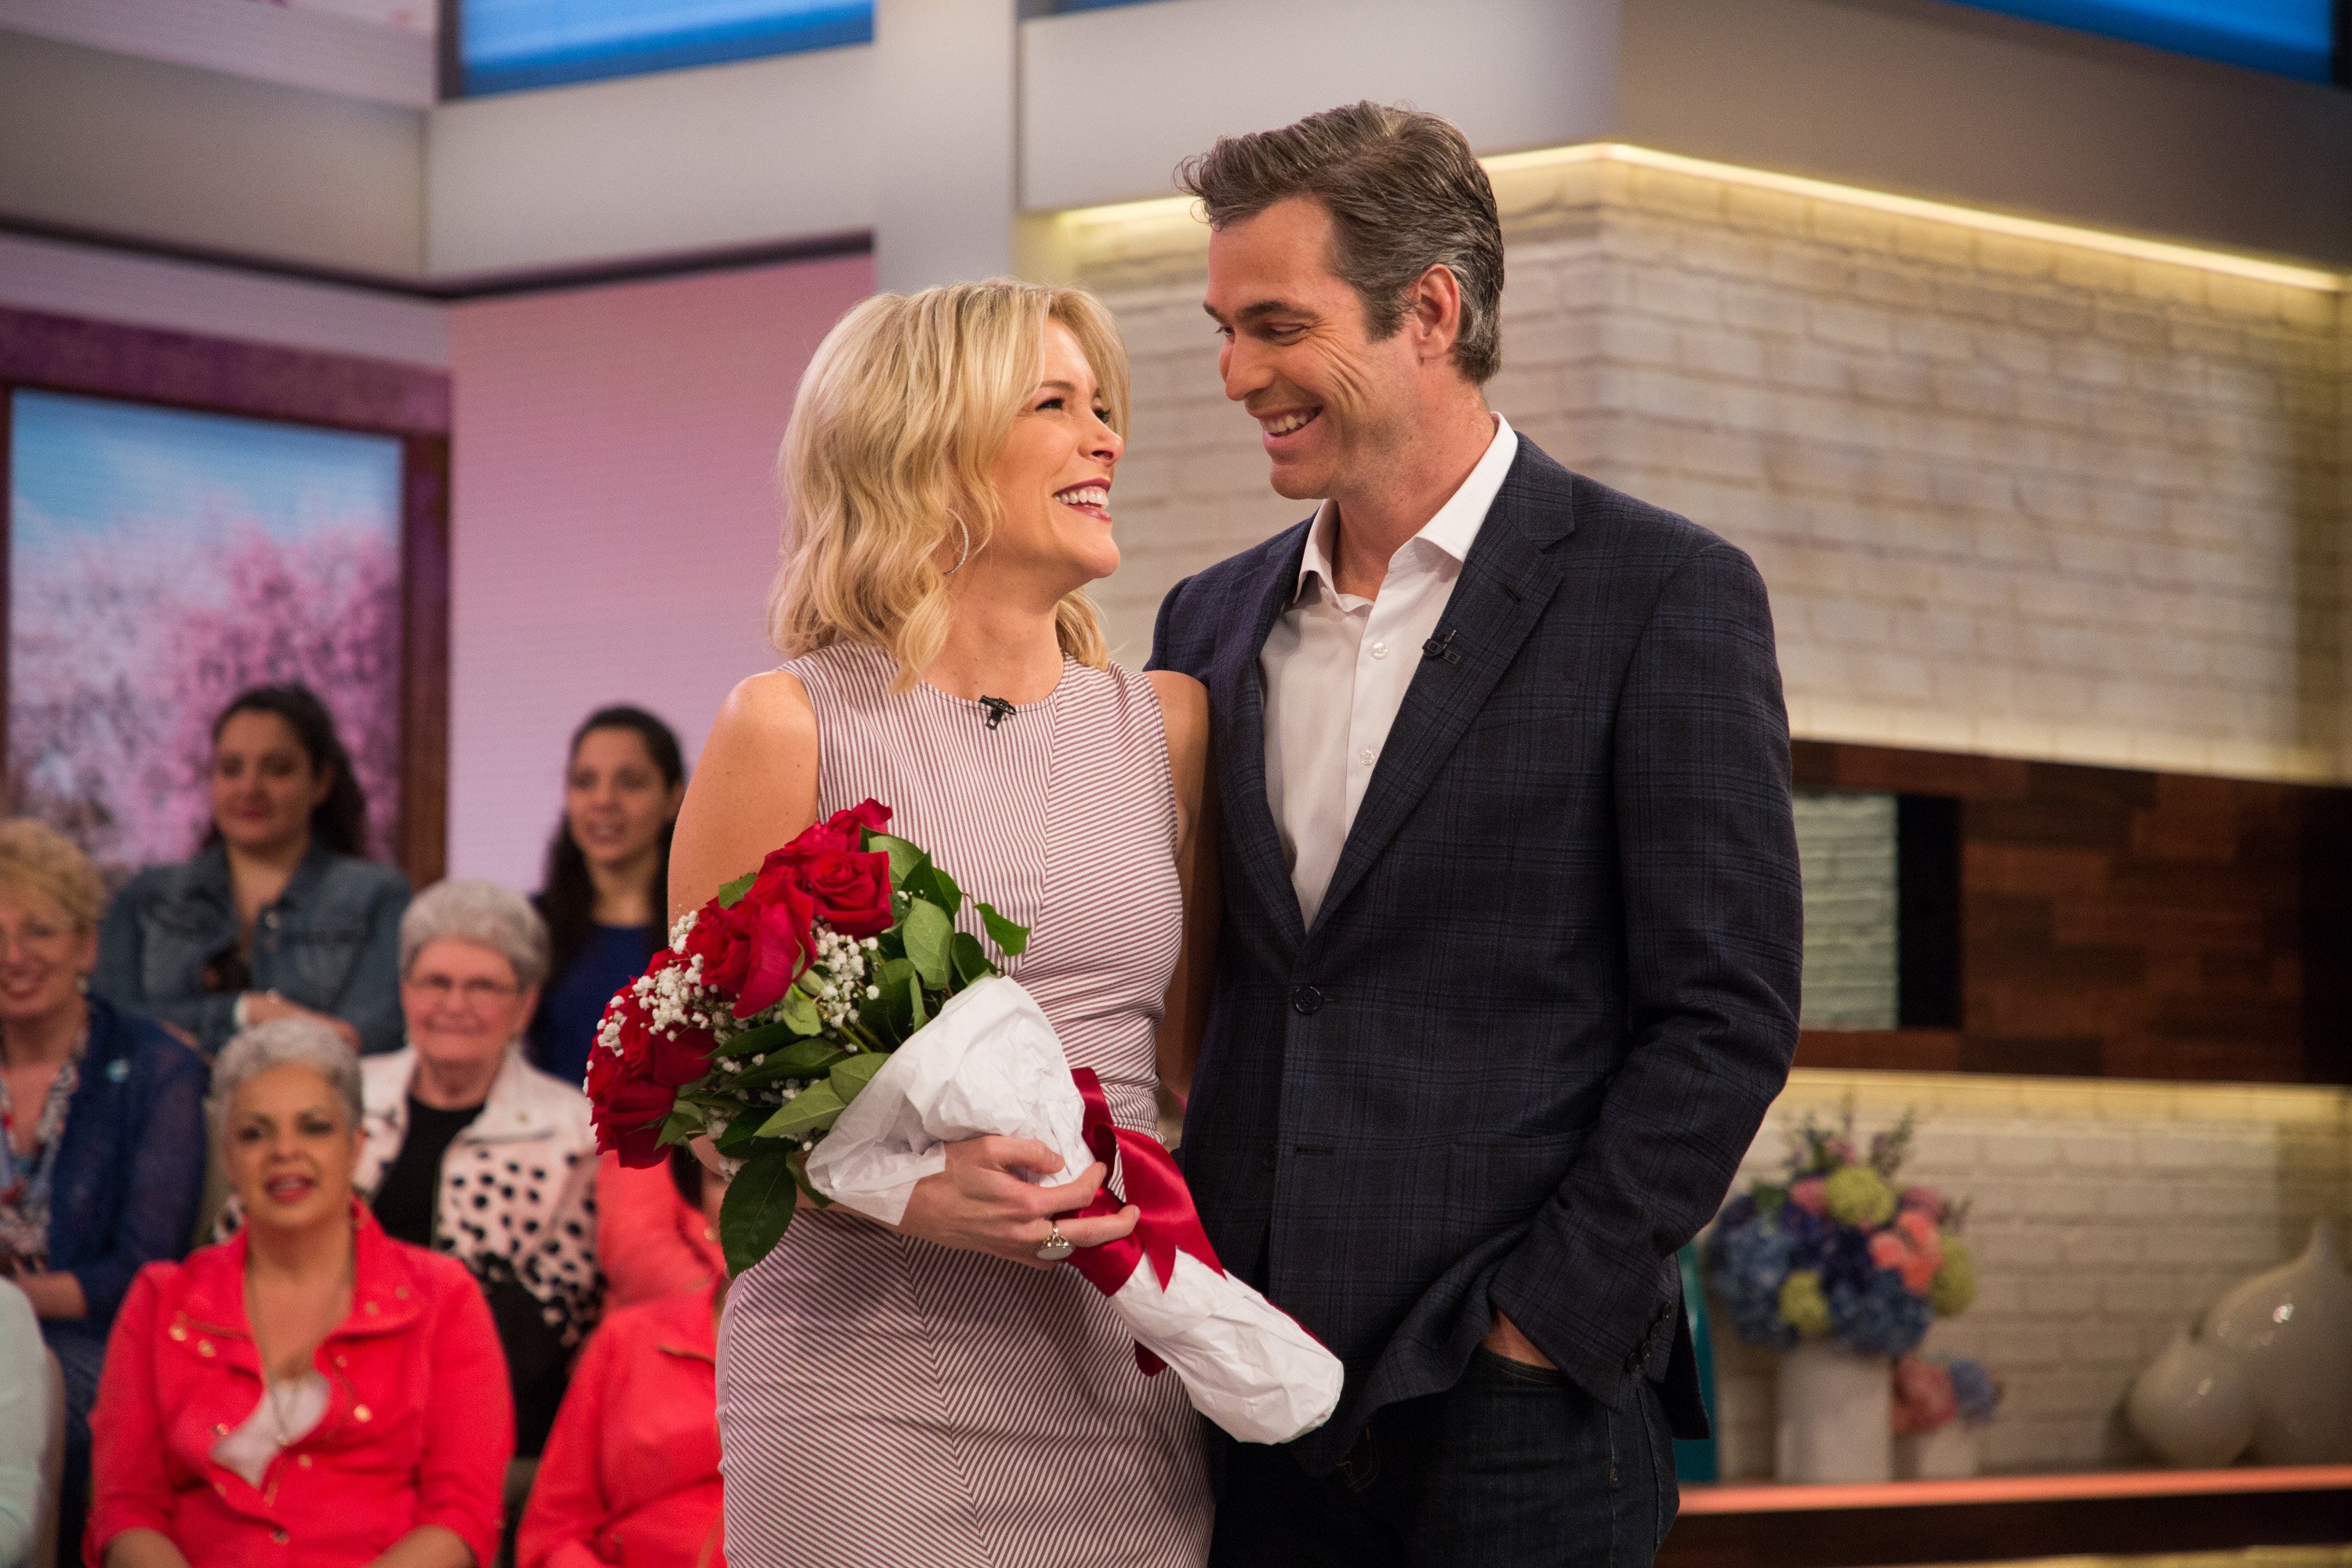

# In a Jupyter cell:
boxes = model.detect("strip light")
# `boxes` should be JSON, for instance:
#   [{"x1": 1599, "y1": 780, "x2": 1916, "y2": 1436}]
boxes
[{"x1": 1059, "y1": 142, "x2": 2345, "y2": 295}]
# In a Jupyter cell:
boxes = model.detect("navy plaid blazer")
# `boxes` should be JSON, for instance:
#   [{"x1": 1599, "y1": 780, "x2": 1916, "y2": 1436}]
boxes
[{"x1": 1149, "y1": 438, "x2": 1803, "y2": 1472}]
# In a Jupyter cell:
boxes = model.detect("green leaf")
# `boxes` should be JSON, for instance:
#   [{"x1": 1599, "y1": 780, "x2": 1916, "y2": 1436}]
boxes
[
  {"x1": 874, "y1": 957, "x2": 917, "y2": 1036},
  {"x1": 788, "y1": 1149, "x2": 832, "y2": 1210},
  {"x1": 828, "y1": 1050, "x2": 888, "y2": 1105},
  {"x1": 715, "y1": 870, "x2": 758, "y2": 909},
  {"x1": 714, "y1": 1113, "x2": 765, "y2": 1158},
  {"x1": 757, "y1": 1080, "x2": 846, "y2": 1140},
  {"x1": 731, "y1": 1047, "x2": 843, "y2": 1091},
  {"x1": 657, "y1": 1103, "x2": 705, "y2": 1147},
  {"x1": 975, "y1": 901, "x2": 1029, "y2": 958},
  {"x1": 906, "y1": 967, "x2": 927, "y2": 1029},
  {"x1": 950, "y1": 931, "x2": 995, "y2": 988},
  {"x1": 905, "y1": 863, "x2": 963, "y2": 916},
  {"x1": 902, "y1": 897, "x2": 953, "y2": 990},
  {"x1": 869, "y1": 833, "x2": 928, "y2": 885},
  {"x1": 765, "y1": 1034, "x2": 851, "y2": 1076},
  {"x1": 717, "y1": 1019, "x2": 802, "y2": 1060},
  {"x1": 778, "y1": 985, "x2": 822, "y2": 1036},
  {"x1": 720, "y1": 1148, "x2": 797, "y2": 1274}
]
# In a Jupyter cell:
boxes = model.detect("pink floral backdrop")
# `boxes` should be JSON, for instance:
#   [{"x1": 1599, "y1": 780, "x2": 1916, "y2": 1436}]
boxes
[{"x1": 9, "y1": 518, "x2": 402, "y2": 880}]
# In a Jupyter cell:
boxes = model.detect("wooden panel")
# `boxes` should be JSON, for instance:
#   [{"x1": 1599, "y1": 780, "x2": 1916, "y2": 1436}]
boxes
[
  {"x1": 1796, "y1": 741, "x2": 2352, "y2": 1084},
  {"x1": 1662, "y1": 1468, "x2": 2352, "y2": 1566}
]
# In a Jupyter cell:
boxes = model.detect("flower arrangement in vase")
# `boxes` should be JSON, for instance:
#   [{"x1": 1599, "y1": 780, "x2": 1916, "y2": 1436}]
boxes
[
  {"x1": 1705, "y1": 1103, "x2": 1979, "y2": 1483},
  {"x1": 1893, "y1": 1353, "x2": 2003, "y2": 1478}
]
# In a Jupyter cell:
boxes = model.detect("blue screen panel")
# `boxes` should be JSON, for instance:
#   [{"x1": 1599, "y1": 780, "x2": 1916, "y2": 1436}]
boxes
[
  {"x1": 1958, "y1": 0, "x2": 2335, "y2": 82},
  {"x1": 459, "y1": 0, "x2": 872, "y2": 95}
]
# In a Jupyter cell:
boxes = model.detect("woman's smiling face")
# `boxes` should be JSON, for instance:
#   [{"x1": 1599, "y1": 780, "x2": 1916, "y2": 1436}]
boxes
[
  {"x1": 224, "y1": 1062, "x2": 361, "y2": 1232},
  {"x1": 969, "y1": 319, "x2": 1124, "y2": 595}
]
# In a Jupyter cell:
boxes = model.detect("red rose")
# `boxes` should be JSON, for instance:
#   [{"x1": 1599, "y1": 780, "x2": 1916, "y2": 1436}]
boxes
[
  {"x1": 683, "y1": 903, "x2": 755, "y2": 996},
  {"x1": 592, "y1": 1070, "x2": 674, "y2": 1167},
  {"x1": 804, "y1": 848, "x2": 893, "y2": 936},
  {"x1": 733, "y1": 876, "x2": 818, "y2": 1018},
  {"x1": 762, "y1": 800, "x2": 894, "y2": 872},
  {"x1": 644, "y1": 1022, "x2": 717, "y2": 1089}
]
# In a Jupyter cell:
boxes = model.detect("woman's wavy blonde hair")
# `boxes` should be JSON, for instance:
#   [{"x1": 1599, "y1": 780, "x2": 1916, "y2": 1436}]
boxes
[{"x1": 768, "y1": 279, "x2": 1130, "y2": 686}]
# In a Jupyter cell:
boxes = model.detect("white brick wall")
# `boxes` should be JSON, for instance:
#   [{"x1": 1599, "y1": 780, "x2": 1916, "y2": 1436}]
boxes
[
  {"x1": 1073, "y1": 150, "x2": 2348, "y2": 786},
  {"x1": 1708, "y1": 1073, "x2": 2352, "y2": 1478}
]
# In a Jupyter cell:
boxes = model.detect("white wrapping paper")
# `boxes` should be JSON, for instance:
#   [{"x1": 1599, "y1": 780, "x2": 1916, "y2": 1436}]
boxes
[{"x1": 804, "y1": 976, "x2": 1343, "y2": 1444}]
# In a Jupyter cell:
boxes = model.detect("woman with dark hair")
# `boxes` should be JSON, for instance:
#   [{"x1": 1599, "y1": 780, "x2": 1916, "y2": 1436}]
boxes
[
  {"x1": 526, "y1": 706, "x2": 684, "y2": 1089},
  {"x1": 528, "y1": 707, "x2": 713, "y2": 1310},
  {"x1": 95, "y1": 684, "x2": 409, "y2": 1058}
]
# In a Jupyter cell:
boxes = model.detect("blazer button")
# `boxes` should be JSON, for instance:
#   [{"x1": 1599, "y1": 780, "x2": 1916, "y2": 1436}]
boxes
[{"x1": 1290, "y1": 985, "x2": 1323, "y2": 1015}]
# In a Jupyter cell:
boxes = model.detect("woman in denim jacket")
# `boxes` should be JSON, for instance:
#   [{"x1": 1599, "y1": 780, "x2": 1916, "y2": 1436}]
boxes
[{"x1": 95, "y1": 685, "x2": 409, "y2": 1058}]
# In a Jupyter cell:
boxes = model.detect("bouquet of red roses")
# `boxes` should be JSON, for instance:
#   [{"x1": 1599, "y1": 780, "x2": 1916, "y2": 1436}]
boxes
[
  {"x1": 589, "y1": 799, "x2": 1344, "y2": 1444},
  {"x1": 587, "y1": 800, "x2": 1029, "y2": 1274}
]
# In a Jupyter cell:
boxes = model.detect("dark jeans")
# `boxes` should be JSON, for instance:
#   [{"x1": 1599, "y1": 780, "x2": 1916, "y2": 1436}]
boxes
[{"x1": 1210, "y1": 1349, "x2": 1679, "y2": 1568}]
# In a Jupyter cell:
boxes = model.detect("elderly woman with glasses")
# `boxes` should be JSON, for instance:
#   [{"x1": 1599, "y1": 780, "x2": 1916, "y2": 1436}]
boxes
[
  {"x1": 88, "y1": 1018, "x2": 510, "y2": 1568},
  {"x1": 361, "y1": 880, "x2": 601, "y2": 1462}
]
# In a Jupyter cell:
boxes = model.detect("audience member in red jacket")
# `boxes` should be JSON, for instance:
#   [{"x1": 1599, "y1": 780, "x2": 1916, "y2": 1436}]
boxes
[
  {"x1": 519, "y1": 1146, "x2": 726, "y2": 1568},
  {"x1": 87, "y1": 1018, "x2": 512, "y2": 1568},
  {"x1": 594, "y1": 1151, "x2": 725, "y2": 1310}
]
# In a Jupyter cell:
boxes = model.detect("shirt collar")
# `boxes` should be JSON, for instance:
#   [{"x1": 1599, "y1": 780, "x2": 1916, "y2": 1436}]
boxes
[{"x1": 1294, "y1": 412, "x2": 1518, "y2": 604}]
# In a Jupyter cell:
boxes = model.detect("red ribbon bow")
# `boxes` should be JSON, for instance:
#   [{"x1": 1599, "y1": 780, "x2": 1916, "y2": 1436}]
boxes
[{"x1": 1062, "y1": 1067, "x2": 1226, "y2": 1375}]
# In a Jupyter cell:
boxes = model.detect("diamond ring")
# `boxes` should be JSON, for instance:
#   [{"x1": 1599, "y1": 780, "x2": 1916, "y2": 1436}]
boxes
[{"x1": 1035, "y1": 1225, "x2": 1074, "y2": 1262}]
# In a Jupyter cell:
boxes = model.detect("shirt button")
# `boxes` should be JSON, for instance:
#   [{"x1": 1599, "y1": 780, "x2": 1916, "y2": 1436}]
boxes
[
  {"x1": 1357, "y1": 749, "x2": 1375, "y2": 766},
  {"x1": 297, "y1": 1454, "x2": 313, "y2": 1469},
  {"x1": 333, "y1": 1355, "x2": 348, "y2": 1368},
  {"x1": 354, "y1": 1405, "x2": 372, "y2": 1423},
  {"x1": 169, "y1": 1324, "x2": 187, "y2": 1341},
  {"x1": 197, "y1": 1341, "x2": 215, "y2": 1357},
  {"x1": 1370, "y1": 641, "x2": 1388, "y2": 659},
  {"x1": 271, "y1": 1529, "x2": 289, "y2": 1544}
]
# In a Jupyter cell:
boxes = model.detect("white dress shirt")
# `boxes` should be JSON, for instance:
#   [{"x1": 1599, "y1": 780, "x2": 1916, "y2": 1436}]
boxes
[{"x1": 1260, "y1": 414, "x2": 1519, "y2": 927}]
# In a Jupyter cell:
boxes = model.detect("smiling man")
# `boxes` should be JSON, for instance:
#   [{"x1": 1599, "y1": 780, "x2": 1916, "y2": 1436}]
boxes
[{"x1": 1148, "y1": 104, "x2": 1806, "y2": 1566}]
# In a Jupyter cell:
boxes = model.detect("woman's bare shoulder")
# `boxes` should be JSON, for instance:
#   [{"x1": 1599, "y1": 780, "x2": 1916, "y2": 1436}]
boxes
[{"x1": 672, "y1": 670, "x2": 822, "y2": 914}]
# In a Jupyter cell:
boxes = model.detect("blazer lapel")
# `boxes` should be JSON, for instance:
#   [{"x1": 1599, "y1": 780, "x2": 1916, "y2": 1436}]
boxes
[
  {"x1": 1211, "y1": 521, "x2": 1313, "y2": 960},
  {"x1": 1307, "y1": 453, "x2": 1574, "y2": 942}
]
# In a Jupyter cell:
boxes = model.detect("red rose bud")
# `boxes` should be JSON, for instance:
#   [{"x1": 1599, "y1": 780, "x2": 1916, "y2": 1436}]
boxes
[
  {"x1": 734, "y1": 878, "x2": 818, "y2": 1018},
  {"x1": 804, "y1": 849, "x2": 893, "y2": 936},
  {"x1": 644, "y1": 1023, "x2": 717, "y2": 1089},
  {"x1": 684, "y1": 903, "x2": 755, "y2": 996},
  {"x1": 593, "y1": 1074, "x2": 676, "y2": 1167}
]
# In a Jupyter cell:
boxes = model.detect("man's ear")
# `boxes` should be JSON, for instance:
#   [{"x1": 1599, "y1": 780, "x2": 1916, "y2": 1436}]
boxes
[{"x1": 1405, "y1": 263, "x2": 1465, "y2": 366}]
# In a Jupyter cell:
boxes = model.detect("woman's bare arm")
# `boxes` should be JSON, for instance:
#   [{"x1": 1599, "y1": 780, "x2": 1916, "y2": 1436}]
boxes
[
  {"x1": 669, "y1": 671, "x2": 824, "y2": 919},
  {"x1": 1147, "y1": 670, "x2": 1216, "y2": 1107}
]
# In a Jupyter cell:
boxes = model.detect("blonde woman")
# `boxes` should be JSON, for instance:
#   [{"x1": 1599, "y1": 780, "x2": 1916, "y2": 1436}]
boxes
[{"x1": 671, "y1": 281, "x2": 1214, "y2": 1565}]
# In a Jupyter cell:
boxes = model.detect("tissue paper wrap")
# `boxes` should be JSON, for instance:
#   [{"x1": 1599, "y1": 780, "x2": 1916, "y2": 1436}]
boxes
[{"x1": 804, "y1": 976, "x2": 1343, "y2": 1445}]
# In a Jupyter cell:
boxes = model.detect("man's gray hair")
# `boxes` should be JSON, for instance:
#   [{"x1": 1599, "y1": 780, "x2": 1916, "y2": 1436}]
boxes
[
  {"x1": 399, "y1": 878, "x2": 551, "y2": 993},
  {"x1": 1178, "y1": 102, "x2": 1505, "y2": 385},
  {"x1": 212, "y1": 1016, "x2": 364, "y2": 1140}
]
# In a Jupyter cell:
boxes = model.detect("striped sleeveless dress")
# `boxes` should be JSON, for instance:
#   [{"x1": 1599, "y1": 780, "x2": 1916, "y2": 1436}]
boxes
[{"x1": 717, "y1": 641, "x2": 1212, "y2": 1567}]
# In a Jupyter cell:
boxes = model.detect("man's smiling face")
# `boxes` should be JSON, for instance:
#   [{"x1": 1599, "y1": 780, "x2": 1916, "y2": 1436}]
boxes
[{"x1": 1204, "y1": 195, "x2": 1422, "y2": 503}]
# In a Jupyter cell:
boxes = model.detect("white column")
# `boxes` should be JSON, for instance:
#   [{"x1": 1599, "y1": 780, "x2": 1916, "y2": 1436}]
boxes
[{"x1": 871, "y1": 0, "x2": 1019, "y2": 292}]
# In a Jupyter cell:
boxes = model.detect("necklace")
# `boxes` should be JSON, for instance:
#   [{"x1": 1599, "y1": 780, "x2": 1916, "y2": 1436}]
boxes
[{"x1": 0, "y1": 1019, "x2": 91, "y2": 1265}]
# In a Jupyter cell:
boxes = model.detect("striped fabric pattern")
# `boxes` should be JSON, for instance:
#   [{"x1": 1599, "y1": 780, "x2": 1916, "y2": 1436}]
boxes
[{"x1": 717, "y1": 640, "x2": 1213, "y2": 1567}]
